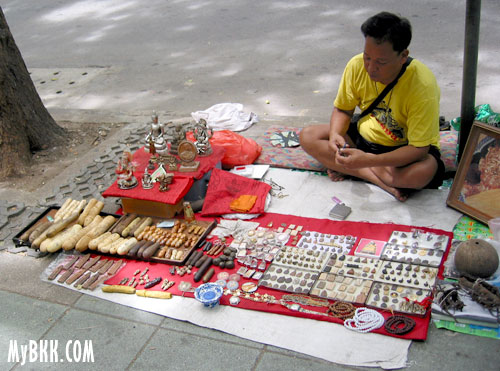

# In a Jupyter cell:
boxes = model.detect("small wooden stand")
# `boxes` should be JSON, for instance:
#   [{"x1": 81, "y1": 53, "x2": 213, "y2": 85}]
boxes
[
  {"x1": 121, "y1": 197, "x2": 184, "y2": 218},
  {"x1": 179, "y1": 161, "x2": 200, "y2": 172}
]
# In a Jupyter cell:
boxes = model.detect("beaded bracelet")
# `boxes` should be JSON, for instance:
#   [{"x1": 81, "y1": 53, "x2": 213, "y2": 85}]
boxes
[
  {"x1": 327, "y1": 301, "x2": 356, "y2": 320},
  {"x1": 344, "y1": 308, "x2": 385, "y2": 333},
  {"x1": 384, "y1": 315, "x2": 416, "y2": 335}
]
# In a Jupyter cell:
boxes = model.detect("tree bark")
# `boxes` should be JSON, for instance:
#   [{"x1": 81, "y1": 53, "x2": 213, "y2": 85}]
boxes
[{"x1": 0, "y1": 7, "x2": 66, "y2": 178}]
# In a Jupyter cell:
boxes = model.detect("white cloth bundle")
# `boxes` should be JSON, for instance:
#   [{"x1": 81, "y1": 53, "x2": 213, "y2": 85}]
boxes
[{"x1": 191, "y1": 103, "x2": 258, "y2": 131}]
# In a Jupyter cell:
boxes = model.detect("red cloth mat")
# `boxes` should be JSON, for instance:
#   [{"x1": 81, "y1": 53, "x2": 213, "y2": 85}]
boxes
[
  {"x1": 201, "y1": 168, "x2": 271, "y2": 216},
  {"x1": 105, "y1": 212, "x2": 454, "y2": 340}
]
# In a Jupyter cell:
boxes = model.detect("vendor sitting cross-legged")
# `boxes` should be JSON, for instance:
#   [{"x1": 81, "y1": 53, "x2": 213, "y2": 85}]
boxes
[{"x1": 300, "y1": 12, "x2": 445, "y2": 202}]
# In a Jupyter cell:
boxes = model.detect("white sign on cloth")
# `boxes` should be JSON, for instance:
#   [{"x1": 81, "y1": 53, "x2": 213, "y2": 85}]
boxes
[{"x1": 191, "y1": 103, "x2": 259, "y2": 132}]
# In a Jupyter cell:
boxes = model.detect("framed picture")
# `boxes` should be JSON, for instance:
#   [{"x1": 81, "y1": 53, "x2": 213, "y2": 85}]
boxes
[{"x1": 447, "y1": 121, "x2": 500, "y2": 224}]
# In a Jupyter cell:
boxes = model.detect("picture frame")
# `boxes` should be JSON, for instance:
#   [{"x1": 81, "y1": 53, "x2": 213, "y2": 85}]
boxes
[{"x1": 446, "y1": 121, "x2": 500, "y2": 224}]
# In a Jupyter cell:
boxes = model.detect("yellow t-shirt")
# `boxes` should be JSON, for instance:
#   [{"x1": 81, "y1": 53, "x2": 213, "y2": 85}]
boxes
[{"x1": 334, "y1": 53, "x2": 441, "y2": 148}]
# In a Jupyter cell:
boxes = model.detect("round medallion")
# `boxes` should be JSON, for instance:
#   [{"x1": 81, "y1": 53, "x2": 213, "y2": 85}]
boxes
[
  {"x1": 217, "y1": 272, "x2": 230, "y2": 281},
  {"x1": 178, "y1": 140, "x2": 197, "y2": 162},
  {"x1": 226, "y1": 280, "x2": 239, "y2": 291},
  {"x1": 215, "y1": 279, "x2": 227, "y2": 288},
  {"x1": 241, "y1": 282, "x2": 258, "y2": 293}
]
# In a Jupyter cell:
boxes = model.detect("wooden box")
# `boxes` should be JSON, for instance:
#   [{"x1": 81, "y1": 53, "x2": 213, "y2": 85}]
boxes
[{"x1": 121, "y1": 197, "x2": 184, "y2": 219}]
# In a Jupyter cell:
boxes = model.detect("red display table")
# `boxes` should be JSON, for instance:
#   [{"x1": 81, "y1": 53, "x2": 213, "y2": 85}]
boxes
[{"x1": 102, "y1": 146, "x2": 225, "y2": 217}]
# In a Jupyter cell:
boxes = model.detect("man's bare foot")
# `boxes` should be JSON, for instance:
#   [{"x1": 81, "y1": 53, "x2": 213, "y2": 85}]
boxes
[
  {"x1": 379, "y1": 183, "x2": 408, "y2": 202},
  {"x1": 392, "y1": 188, "x2": 409, "y2": 202},
  {"x1": 327, "y1": 169, "x2": 346, "y2": 182}
]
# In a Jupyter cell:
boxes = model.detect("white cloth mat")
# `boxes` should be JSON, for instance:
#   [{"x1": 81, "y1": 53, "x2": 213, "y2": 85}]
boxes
[
  {"x1": 43, "y1": 168, "x2": 463, "y2": 368},
  {"x1": 264, "y1": 168, "x2": 461, "y2": 231}
]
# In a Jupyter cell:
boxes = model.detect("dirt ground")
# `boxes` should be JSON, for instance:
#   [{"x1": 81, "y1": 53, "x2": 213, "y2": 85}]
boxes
[{"x1": 0, "y1": 121, "x2": 122, "y2": 192}]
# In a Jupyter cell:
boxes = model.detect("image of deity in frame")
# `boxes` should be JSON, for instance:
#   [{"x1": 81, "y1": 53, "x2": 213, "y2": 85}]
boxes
[{"x1": 447, "y1": 121, "x2": 500, "y2": 224}]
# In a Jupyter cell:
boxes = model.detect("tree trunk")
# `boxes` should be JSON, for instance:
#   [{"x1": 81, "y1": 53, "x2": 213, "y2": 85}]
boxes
[{"x1": 0, "y1": 7, "x2": 66, "y2": 178}]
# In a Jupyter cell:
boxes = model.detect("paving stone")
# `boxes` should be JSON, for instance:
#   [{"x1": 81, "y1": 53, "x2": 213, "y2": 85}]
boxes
[
  {"x1": 24, "y1": 205, "x2": 50, "y2": 217},
  {"x1": 102, "y1": 162, "x2": 117, "y2": 172},
  {"x1": 91, "y1": 171, "x2": 106, "y2": 181},
  {"x1": 0, "y1": 290, "x2": 68, "y2": 355},
  {"x1": 42, "y1": 194, "x2": 65, "y2": 205},
  {"x1": 4, "y1": 202, "x2": 26, "y2": 217},
  {"x1": 110, "y1": 144, "x2": 126, "y2": 152},
  {"x1": 3, "y1": 224, "x2": 26, "y2": 248},
  {"x1": 87, "y1": 162, "x2": 104, "y2": 174},
  {"x1": 73, "y1": 168, "x2": 91, "y2": 177},
  {"x1": 118, "y1": 134, "x2": 140, "y2": 144},
  {"x1": 55, "y1": 182, "x2": 75, "y2": 195},
  {"x1": 74, "y1": 172, "x2": 92, "y2": 185},
  {"x1": 7, "y1": 245, "x2": 28, "y2": 253},
  {"x1": 75, "y1": 184, "x2": 99, "y2": 198},
  {"x1": 0, "y1": 217, "x2": 7, "y2": 230},
  {"x1": 0, "y1": 125, "x2": 140, "y2": 253},
  {"x1": 130, "y1": 328, "x2": 261, "y2": 371},
  {"x1": 0, "y1": 201, "x2": 33, "y2": 251},
  {"x1": 15, "y1": 206, "x2": 48, "y2": 230},
  {"x1": 94, "y1": 151, "x2": 115, "y2": 163},
  {"x1": 74, "y1": 295, "x2": 164, "y2": 326},
  {"x1": 25, "y1": 248, "x2": 49, "y2": 258},
  {"x1": 41, "y1": 308, "x2": 156, "y2": 370}
]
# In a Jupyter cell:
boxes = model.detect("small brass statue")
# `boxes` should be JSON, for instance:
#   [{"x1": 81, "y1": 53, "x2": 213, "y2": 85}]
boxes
[
  {"x1": 142, "y1": 167, "x2": 154, "y2": 189},
  {"x1": 116, "y1": 150, "x2": 138, "y2": 189},
  {"x1": 157, "y1": 173, "x2": 174, "y2": 192},
  {"x1": 193, "y1": 119, "x2": 213, "y2": 156},
  {"x1": 145, "y1": 111, "x2": 169, "y2": 156},
  {"x1": 167, "y1": 123, "x2": 187, "y2": 155}
]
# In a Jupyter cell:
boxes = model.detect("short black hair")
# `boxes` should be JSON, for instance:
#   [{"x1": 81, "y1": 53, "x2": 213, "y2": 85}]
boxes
[{"x1": 361, "y1": 12, "x2": 412, "y2": 53}]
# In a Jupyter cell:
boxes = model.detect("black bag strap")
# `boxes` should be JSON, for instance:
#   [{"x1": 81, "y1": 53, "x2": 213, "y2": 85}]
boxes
[{"x1": 358, "y1": 57, "x2": 413, "y2": 120}]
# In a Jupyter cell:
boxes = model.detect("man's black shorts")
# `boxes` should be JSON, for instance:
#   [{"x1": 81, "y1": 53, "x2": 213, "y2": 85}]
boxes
[{"x1": 346, "y1": 118, "x2": 445, "y2": 189}]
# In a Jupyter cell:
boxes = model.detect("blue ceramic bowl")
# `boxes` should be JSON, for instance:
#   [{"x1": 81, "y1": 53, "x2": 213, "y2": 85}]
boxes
[{"x1": 194, "y1": 283, "x2": 223, "y2": 308}]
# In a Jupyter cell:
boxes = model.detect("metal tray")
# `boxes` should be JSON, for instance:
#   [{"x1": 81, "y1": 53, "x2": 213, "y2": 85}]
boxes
[
  {"x1": 13, "y1": 206, "x2": 120, "y2": 248},
  {"x1": 13, "y1": 206, "x2": 216, "y2": 267}
]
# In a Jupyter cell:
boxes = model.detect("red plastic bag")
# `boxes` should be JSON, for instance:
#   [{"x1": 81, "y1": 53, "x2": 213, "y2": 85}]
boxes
[{"x1": 187, "y1": 130, "x2": 261, "y2": 168}]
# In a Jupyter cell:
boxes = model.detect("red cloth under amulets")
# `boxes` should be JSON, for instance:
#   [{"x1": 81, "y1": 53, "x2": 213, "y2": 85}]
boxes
[{"x1": 105, "y1": 212, "x2": 454, "y2": 341}]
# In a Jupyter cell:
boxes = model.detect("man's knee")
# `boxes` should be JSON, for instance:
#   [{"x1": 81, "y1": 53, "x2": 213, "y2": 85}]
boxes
[
  {"x1": 299, "y1": 124, "x2": 326, "y2": 148},
  {"x1": 299, "y1": 126, "x2": 313, "y2": 150}
]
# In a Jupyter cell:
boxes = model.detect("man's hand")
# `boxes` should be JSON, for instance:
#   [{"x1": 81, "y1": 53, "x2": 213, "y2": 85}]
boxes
[
  {"x1": 335, "y1": 147, "x2": 374, "y2": 169},
  {"x1": 328, "y1": 133, "x2": 347, "y2": 153},
  {"x1": 328, "y1": 107, "x2": 353, "y2": 154}
]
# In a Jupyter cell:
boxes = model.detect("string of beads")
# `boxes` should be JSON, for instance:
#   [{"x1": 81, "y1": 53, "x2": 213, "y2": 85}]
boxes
[
  {"x1": 344, "y1": 308, "x2": 385, "y2": 333},
  {"x1": 327, "y1": 301, "x2": 356, "y2": 320},
  {"x1": 384, "y1": 315, "x2": 416, "y2": 335}
]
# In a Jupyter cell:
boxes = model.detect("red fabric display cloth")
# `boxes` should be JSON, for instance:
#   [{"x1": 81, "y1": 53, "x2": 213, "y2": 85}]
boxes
[
  {"x1": 200, "y1": 168, "x2": 271, "y2": 216},
  {"x1": 105, "y1": 212, "x2": 454, "y2": 341},
  {"x1": 102, "y1": 145, "x2": 225, "y2": 204}
]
